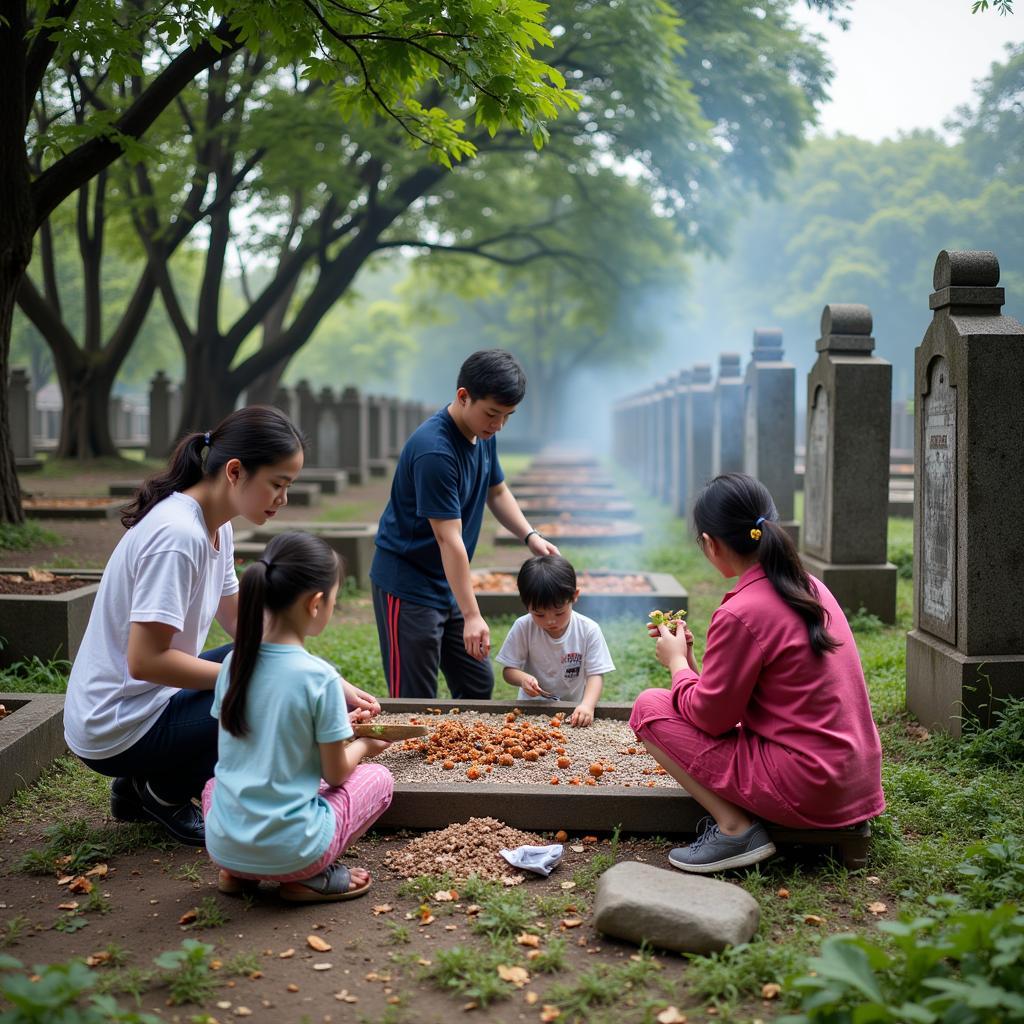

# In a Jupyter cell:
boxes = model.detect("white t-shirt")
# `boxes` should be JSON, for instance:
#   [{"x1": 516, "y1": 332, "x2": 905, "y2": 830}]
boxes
[
  {"x1": 495, "y1": 610, "x2": 615, "y2": 704},
  {"x1": 64, "y1": 493, "x2": 238, "y2": 759}
]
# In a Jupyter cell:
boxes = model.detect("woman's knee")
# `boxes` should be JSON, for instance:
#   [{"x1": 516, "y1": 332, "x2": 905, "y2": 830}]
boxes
[{"x1": 629, "y1": 688, "x2": 671, "y2": 732}]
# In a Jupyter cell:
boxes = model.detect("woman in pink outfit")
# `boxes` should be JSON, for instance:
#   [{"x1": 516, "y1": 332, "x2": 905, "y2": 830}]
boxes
[{"x1": 630, "y1": 473, "x2": 885, "y2": 874}]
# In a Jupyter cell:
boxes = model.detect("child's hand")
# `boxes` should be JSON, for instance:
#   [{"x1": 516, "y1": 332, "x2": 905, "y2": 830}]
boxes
[
  {"x1": 349, "y1": 707, "x2": 374, "y2": 725},
  {"x1": 570, "y1": 704, "x2": 594, "y2": 728},
  {"x1": 520, "y1": 675, "x2": 552, "y2": 699},
  {"x1": 354, "y1": 737, "x2": 391, "y2": 759},
  {"x1": 342, "y1": 678, "x2": 381, "y2": 718}
]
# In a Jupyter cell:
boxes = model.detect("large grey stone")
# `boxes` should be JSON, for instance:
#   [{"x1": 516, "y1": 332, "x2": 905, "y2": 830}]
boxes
[{"x1": 593, "y1": 861, "x2": 760, "y2": 955}]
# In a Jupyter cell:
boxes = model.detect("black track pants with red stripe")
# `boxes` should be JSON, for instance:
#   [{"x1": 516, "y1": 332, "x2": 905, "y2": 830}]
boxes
[{"x1": 371, "y1": 583, "x2": 494, "y2": 700}]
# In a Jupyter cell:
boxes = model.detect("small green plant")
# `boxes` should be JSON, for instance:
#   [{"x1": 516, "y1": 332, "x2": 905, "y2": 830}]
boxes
[
  {"x1": 847, "y1": 607, "x2": 884, "y2": 634},
  {"x1": 572, "y1": 826, "x2": 621, "y2": 891},
  {"x1": 384, "y1": 921, "x2": 412, "y2": 945},
  {"x1": 426, "y1": 944, "x2": 517, "y2": 1007},
  {"x1": 781, "y1": 900, "x2": 1024, "y2": 1023},
  {"x1": 190, "y1": 895, "x2": 228, "y2": 929},
  {"x1": 0, "y1": 654, "x2": 72, "y2": 693},
  {"x1": 154, "y1": 939, "x2": 218, "y2": 1006},
  {"x1": 96, "y1": 943, "x2": 132, "y2": 968},
  {"x1": 958, "y1": 696, "x2": 1024, "y2": 766},
  {"x1": 53, "y1": 911, "x2": 89, "y2": 933},
  {"x1": 94, "y1": 965, "x2": 156, "y2": 1004},
  {"x1": 396, "y1": 872, "x2": 456, "y2": 902},
  {"x1": 686, "y1": 938, "x2": 803, "y2": 1008},
  {"x1": 15, "y1": 817, "x2": 165, "y2": 875},
  {"x1": 888, "y1": 541, "x2": 914, "y2": 580},
  {"x1": 470, "y1": 887, "x2": 534, "y2": 941},
  {"x1": 0, "y1": 915, "x2": 30, "y2": 948},
  {"x1": 956, "y1": 835, "x2": 1024, "y2": 908},
  {"x1": 529, "y1": 936, "x2": 567, "y2": 973},
  {"x1": 222, "y1": 950, "x2": 263, "y2": 976},
  {"x1": 84, "y1": 888, "x2": 113, "y2": 915},
  {"x1": 0, "y1": 521, "x2": 60, "y2": 552},
  {"x1": 176, "y1": 862, "x2": 203, "y2": 884},
  {"x1": 543, "y1": 947, "x2": 661, "y2": 1018},
  {"x1": 0, "y1": 953, "x2": 159, "y2": 1022},
  {"x1": 534, "y1": 890, "x2": 585, "y2": 919}
]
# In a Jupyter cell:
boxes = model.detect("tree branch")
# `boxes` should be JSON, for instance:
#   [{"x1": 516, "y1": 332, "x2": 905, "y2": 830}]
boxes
[
  {"x1": 31, "y1": 18, "x2": 243, "y2": 227},
  {"x1": 24, "y1": 0, "x2": 79, "y2": 123}
]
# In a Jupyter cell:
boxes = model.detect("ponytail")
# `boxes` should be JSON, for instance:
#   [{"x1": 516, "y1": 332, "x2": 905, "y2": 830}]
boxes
[
  {"x1": 121, "y1": 406, "x2": 305, "y2": 529},
  {"x1": 220, "y1": 532, "x2": 341, "y2": 738},
  {"x1": 693, "y1": 473, "x2": 841, "y2": 657}
]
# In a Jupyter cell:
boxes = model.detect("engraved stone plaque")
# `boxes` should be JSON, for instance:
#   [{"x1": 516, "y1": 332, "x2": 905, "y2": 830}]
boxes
[
  {"x1": 803, "y1": 385, "x2": 830, "y2": 557},
  {"x1": 920, "y1": 356, "x2": 956, "y2": 643}
]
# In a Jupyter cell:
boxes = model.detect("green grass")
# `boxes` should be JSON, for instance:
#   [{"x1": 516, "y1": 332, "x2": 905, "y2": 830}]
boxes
[{"x1": 0, "y1": 520, "x2": 61, "y2": 551}]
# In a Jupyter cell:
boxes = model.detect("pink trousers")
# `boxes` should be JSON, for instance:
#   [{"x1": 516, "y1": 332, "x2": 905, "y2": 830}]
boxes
[{"x1": 201, "y1": 763, "x2": 393, "y2": 882}]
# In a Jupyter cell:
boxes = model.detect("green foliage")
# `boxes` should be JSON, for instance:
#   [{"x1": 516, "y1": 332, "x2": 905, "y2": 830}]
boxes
[
  {"x1": 426, "y1": 944, "x2": 520, "y2": 1006},
  {"x1": 571, "y1": 826, "x2": 621, "y2": 892},
  {"x1": 686, "y1": 939, "x2": 806, "y2": 1008},
  {"x1": 0, "y1": 953, "x2": 160, "y2": 1023},
  {"x1": 0, "y1": 656, "x2": 71, "y2": 694},
  {"x1": 153, "y1": 939, "x2": 217, "y2": 1006},
  {"x1": 469, "y1": 887, "x2": 534, "y2": 941},
  {"x1": 958, "y1": 697, "x2": 1024, "y2": 766},
  {"x1": 542, "y1": 947, "x2": 662, "y2": 1019},
  {"x1": 188, "y1": 896, "x2": 228, "y2": 930},
  {"x1": 529, "y1": 936, "x2": 568, "y2": 973},
  {"x1": 15, "y1": 817, "x2": 167, "y2": 876},
  {"x1": 0, "y1": 522, "x2": 59, "y2": 551},
  {"x1": 222, "y1": 951, "x2": 262, "y2": 976},
  {"x1": 384, "y1": 921, "x2": 411, "y2": 945},
  {"x1": 781, "y1": 901, "x2": 1024, "y2": 1024},
  {"x1": 0, "y1": 917, "x2": 30, "y2": 949},
  {"x1": 956, "y1": 836, "x2": 1024, "y2": 908}
]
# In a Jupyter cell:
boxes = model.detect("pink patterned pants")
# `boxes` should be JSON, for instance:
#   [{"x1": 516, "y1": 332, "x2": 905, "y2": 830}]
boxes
[{"x1": 201, "y1": 763, "x2": 393, "y2": 882}]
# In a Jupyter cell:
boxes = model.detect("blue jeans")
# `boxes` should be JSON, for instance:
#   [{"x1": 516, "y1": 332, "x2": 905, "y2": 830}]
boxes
[{"x1": 79, "y1": 643, "x2": 233, "y2": 803}]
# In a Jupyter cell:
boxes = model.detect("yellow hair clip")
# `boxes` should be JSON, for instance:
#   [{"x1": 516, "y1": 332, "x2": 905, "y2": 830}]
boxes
[{"x1": 750, "y1": 528, "x2": 762, "y2": 540}]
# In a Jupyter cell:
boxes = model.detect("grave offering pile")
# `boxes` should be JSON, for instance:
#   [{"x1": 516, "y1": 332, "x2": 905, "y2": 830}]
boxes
[
  {"x1": 385, "y1": 816, "x2": 545, "y2": 882},
  {"x1": 377, "y1": 709, "x2": 672, "y2": 789}
]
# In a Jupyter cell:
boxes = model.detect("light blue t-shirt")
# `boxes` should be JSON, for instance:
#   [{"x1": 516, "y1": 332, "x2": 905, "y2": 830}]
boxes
[{"x1": 206, "y1": 644, "x2": 353, "y2": 875}]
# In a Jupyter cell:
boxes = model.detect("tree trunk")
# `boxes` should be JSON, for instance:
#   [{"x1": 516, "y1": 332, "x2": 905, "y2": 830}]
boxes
[
  {"x1": 176, "y1": 340, "x2": 239, "y2": 436},
  {"x1": 0, "y1": 2, "x2": 33, "y2": 523},
  {"x1": 244, "y1": 359, "x2": 288, "y2": 406},
  {"x1": 54, "y1": 365, "x2": 119, "y2": 459}
]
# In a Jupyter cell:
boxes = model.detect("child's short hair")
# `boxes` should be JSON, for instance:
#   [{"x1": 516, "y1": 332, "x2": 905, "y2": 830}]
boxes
[{"x1": 517, "y1": 555, "x2": 577, "y2": 610}]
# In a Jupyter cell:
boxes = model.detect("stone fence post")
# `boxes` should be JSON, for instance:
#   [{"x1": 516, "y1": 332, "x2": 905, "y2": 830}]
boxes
[{"x1": 712, "y1": 353, "x2": 744, "y2": 476}]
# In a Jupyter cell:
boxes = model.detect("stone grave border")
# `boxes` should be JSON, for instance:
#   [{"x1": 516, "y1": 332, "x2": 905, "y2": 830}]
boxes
[
  {"x1": 0, "y1": 692, "x2": 68, "y2": 805},
  {"x1": 376, "y1": 699, "x2": 871, "y2": 867},
  {"x1": 0, "y1": 569, "x2": 102, "y2": 668},
  {"x1": 24, "y1": 499, "x2": 123, "y2": 520},
  {"x1": 515, "y1": 500, "x2": 637, "y2": 520},
  {"x1": 234, "y1": 522, "x2": 377, "y2": 589},
  {"x1": 495, "y1": 521, "x2": 643, "y2": 546},
  {"x1": 472, "y1": 568, "x2": 686, "y2": 620}
]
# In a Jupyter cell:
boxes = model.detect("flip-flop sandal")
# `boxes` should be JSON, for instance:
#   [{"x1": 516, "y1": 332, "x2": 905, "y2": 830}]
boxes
[{"x1": 279, "y1": 862, "x2": 372, "y2": 903}]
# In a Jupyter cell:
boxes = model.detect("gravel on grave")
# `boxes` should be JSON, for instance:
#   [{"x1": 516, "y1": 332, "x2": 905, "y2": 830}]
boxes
[
  {"x1": 373, "y1": 709, "x2": 674, "y2": 789},
  {"x1": 385, "y1": 817, "x2": 544, "y2": 882},
  {"x1": 0, "y1": 574, "x2": 95, "y2": 595}
]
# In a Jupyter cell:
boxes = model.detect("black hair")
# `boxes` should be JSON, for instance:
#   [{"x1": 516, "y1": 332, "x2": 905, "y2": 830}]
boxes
[
  {"x1": 220, "y1": 532, "x2": 342, "y2": 738},
  {"x1": 517, "y1": 554, "x2": 578, "y2": 611},
  {"x1": 693, "y1": 473, "x2": 841, "y2": 657},
  {"x1": 121, "y1": 406, "x2": 305, "y2": 529},
  {"x1": 457, "y1": 349, "x2": 527, "y2": 407}
]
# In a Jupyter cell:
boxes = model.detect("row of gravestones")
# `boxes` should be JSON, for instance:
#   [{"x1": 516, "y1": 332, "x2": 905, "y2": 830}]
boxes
[
  {"x1": 6, "y1": 368, "x2": 432, "y2": 488},
  {"x1": 613, "y1": 249, "x2": 1024, "y2": 736}
]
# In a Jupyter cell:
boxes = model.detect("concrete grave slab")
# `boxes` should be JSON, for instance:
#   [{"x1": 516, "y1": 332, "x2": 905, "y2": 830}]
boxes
[{"x1": 0, "y1": 693, "x2": 68, "y2": 806}]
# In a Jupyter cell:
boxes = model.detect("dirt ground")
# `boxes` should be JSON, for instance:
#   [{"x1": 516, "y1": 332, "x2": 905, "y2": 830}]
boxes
[{"x1": 0, "y1": 804, "x2": 703, "y2": 1023}]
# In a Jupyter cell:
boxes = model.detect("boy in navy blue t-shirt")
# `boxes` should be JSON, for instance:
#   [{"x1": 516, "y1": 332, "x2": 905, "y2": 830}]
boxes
[{"x1": 370, "y1": 349, "x2": 559, "y2": 699}]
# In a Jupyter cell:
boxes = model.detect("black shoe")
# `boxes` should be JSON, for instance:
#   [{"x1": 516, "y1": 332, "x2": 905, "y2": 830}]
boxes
[
  {"x1": 110, "y1": 777, "x2": 147, "y2": 823},
  {"x1": 139, "y1": 783, "x2": 206, "y2": 847}
]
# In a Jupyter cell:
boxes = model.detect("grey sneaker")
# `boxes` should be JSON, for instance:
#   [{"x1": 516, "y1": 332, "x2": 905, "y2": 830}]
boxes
[{"x1": 669, "y1": 818, "x2": 776, "y2": 874}]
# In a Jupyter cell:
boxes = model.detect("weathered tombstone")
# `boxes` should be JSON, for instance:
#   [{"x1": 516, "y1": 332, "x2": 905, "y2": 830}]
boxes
[
  {"x1": 637, "y1": 385, "x2": 657, "y2": 495},
  {"x1": 338, "y1": 386, "x2": 370, "y2": 485},
  {"x1": 669, "y1": 370, "x2": 692, "y2": 517},
  {"x1": 655, "y1": 378, "x2": 675, "y2": 503},
  {"x1": 367, "y1": 394, "x2": 394, "y2": 477},
  {"x1": 906, "y1": 250, "x2": 1024, "y2": 735},
  {"x1": 146, "y1": 370, "x2": 173, "y2": 458},
  {"x1": 317, "y1": 387, "x2": 340, "y2": 468},
  {"x1": 273, "y1": 384, "x2": 296, "y2": 423},
  {"x1": 712, "y1": 353, "x2": 744, "y2": 476},
  {"x1": 108, "y1": 396, "x2": 124, "y2": 446},
  {"x1": 800, "y1": 305, "x2": 897, "y2": 622},
  {"x1": 685, "y1": 364, "x2": 714, "y2": 516},
  {"x1": 387, "y1": 398, "x2": 402, "y2": 458},
  {"x1": 294, "y1": 380, "x2": 320, "y2": 466},
  {"x1": 744, "y1": 329, "x2": 798, "y2": 542},
  {"x1": 8, "y1": 367, "x2": 34, "y2": 460}
]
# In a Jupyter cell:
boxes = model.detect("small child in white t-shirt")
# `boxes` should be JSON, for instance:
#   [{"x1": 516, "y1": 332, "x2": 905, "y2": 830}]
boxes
[{"x1": 495, "y1": 555, "x2": 614, "y2": 727}]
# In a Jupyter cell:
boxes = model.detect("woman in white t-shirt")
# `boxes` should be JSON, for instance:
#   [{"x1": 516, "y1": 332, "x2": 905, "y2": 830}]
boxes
[{"x1": 64, "y1": 406, "x2": 380, "y2": 846}]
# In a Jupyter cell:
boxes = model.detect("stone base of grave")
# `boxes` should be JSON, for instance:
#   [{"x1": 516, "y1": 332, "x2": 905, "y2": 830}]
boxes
[
  {"x1": 281, "y1": 482, "x2": 321, "y2": 507},
  {"x1": 800, "y1": 555, "x2": 897, "y2": 623},
  {"x1": 109, "y1": 481, "x2": 141, "y2": 497},
  {"x1": 23, "y1": 499, "x2": 122, "y2": 519},
  {"x1": 0, "y1": 570, "x2": 101, "y2": 668},
  {"x1": 298, "y1": 469, "x2": 348, "y2": 494},
  {"x1": 234, "y1": 522, "x2": 377, "y2": 589},
  {"x1": 368, "y1": 459, "x2": 395, "y2": 478},
  {"x1": 374, "y1": 699, "x2": 873, "y2": 867},
  {"x1": 15, "y1": 458, "x2": 43, "y2": 472},
  {"x1": 906, "y1": 630, "x2": 1024, "y2": 738},
  {"x1": 0, "y1": 693, "x2": 68, "y2": 805}
]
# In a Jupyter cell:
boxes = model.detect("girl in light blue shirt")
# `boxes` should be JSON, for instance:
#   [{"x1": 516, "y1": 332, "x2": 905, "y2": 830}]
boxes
[{"x1": 202, "y1": 532, "x2": 393, "y2": 902}]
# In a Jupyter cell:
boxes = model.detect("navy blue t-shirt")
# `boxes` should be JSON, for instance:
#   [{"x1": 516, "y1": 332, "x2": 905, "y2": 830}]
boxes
[{"x1": 370, "y1": 407, "x2": 504, "y2": 609}]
